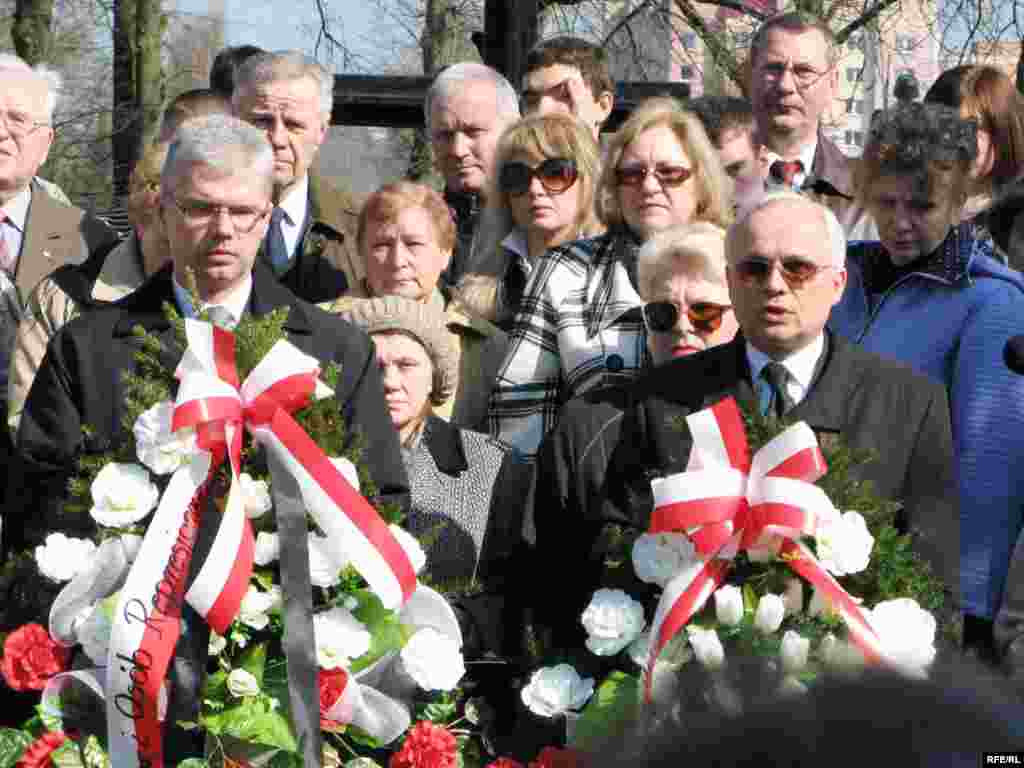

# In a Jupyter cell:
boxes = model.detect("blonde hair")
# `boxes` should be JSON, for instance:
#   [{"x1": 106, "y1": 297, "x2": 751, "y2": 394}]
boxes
[
  {"x1": 636, "y1": 222, "x2": 728, "y2": 298},
  {"x1": 598, "y1": 97, "x2": 732, "y2": 231}
]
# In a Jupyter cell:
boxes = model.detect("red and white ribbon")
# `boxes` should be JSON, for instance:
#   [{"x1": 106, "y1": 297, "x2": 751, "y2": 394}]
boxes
[
  {"x1": 644, "y1": 397, "x2": 885, "y2": 696},
  {"x1": 107, "y1": 319, "x2": 418, "y2": 768}
]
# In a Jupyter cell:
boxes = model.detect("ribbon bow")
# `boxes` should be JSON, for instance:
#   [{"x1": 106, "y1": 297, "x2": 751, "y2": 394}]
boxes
[
  {"x1": 644, "y1": 398, "x2": 883, "y2": 695},
  {"x1": 106, "y1": 319, "x2": 418, "y2": 768}
]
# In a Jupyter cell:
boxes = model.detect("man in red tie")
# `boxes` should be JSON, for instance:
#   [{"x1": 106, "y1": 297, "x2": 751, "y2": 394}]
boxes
[{"x1": 748, "y1": 13, "x2": 875, "y2": 239}]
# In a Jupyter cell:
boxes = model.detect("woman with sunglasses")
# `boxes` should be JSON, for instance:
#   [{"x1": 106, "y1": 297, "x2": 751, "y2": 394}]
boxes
[
  {"x1": 488, "y1": 98, "x2": 732, "y2": 456},
  {"x1": 459, "y1": 113, "x2": 602, "y2": 330},
  {"x1": 638, "y1": 222, "x2": 737, "y2": 365},
  {"x1": 829, "y1": 103, "x2": 1024, "y2": 656}
]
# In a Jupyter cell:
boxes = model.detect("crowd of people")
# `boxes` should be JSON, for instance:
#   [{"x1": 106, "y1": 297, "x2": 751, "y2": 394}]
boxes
[{"x1": 2, "y1": 9, "x2": 1024, "y2": 757}]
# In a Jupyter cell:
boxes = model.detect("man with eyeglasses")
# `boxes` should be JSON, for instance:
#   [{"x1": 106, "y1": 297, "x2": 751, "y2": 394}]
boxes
[
  {"x1": 7, "y1": 116, "x2": 408, "y2": 611},
  {"x1": 749, "y1": 13, "x2": 874, "y2": 239},
  {"x1": 528, "y1": 192, "x2": 958, "y2": 652}
]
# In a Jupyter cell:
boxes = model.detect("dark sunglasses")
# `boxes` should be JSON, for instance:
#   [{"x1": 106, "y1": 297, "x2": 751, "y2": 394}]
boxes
[
  {"x1": 642, "y1": 300, "x2": 732, "y2": 335},
  {"x1": 615, "y1": 165, "x2": 692, "y2": 188},
  {"x1": 499, "y1": 158, "x2": 579, "y2": 195},
  {"x1": 733, "y1": 258, "x2": 835, "y2": 287}
]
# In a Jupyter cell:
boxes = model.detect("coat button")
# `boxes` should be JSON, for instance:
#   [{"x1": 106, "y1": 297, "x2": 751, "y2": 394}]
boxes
[{"x1": 606, "y1": 354, "x2": 624, "y2": 372}]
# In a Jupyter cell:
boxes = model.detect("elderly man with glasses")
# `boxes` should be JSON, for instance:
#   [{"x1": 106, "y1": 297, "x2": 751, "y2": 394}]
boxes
[{"x1": 527, "y1": 191, "x2": 959, "y2": 653}]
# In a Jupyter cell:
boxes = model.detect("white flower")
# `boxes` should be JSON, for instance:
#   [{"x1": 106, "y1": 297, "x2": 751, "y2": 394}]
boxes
[
  {"x1": 778, "y1": 676, "x2": 808, "y2": 697},
  {"x1": 632, "y1": 532, "x2": 699, "y2": 588},
  {"x1": 133, "y1": 401, "x2": 196, "y2": 475},
  {"x1": 780, "y1": 630, "x2": 810, "y2": 674},
  {"x1": 314, "y1": 606, "x2": 371, "y2": 669},
  {"x1": 330, "y1": 457, "x2": 361, "y2": 492},
  {"x1": 783, "y1": 578, "x2": 804, "y2": 617},
  {"x1": 819, "y1": 634, "x2": 865, "y2": 672},
  {"x1": 34, "y1": 533, "x2": 97, "y2": 583},
  {"x1": 209, "y1": 633, "x2": 227, "y2": 656},
  {"x1": 240, "y1": 474, "x2": 272, "y2": 519},
  {"x1": 520, "y1": 664, "x2": 594, "y2": 718},
  {"x1": 254, "y1": 532, "x2": 280, "y2": 566},
  {"x1": 238, "y1": 585, "x2": 277, "y2": 631},
  {"x1": 90, "y1": 463, "x2": 160, "y2": 528},
  {"x1": 581, "y1": 589, "x2": 646, "y2": 656},
  {"x1": 227, "y1": 668, "x2": 260, "y2": 698},
  {"x1": 686, "y1": 626, "x2": 725, "y2": 670},
  {"x1": 389, "y1": 525, "x2": 426, "y2": 574},
  {"x1": 79, "y1": 597, "x2": 116, "y2": 665},
  {"x1": 816, "y1": 510, "x2": 874, "y2": 576},
  {"x1": 400, "y1": 628, "x2": 465, "y2": 691},
  {"x1": 754, "y1": 594, "x2": 785, "y2": 634},
  {"x1": 627, "y1": 631, "x2": 652, "y2": 669},
  {"x1": 309, "y1": 533, "x2": 345, "y2": 588},
  {"x1": 868, "y1": 598, "x2": 937, "y2": 677},
  {"x1": 714, "y1": 585, "x2": 744, "y2": 627}
]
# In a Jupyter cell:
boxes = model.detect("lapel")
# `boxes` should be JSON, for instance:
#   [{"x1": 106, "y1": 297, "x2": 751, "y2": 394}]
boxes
[
  {"x1": 422, "y1": 416, "x2": 469, "y2": 477},
  {"x1": 17, "y1": 183, "x2": 86, "y2": 295},
  {"x1": 787, "y1": 331, "x2": 856, "y2": 434},
  {"x1": 810, "y1": 131, "x2": 854, "y2": 198}
]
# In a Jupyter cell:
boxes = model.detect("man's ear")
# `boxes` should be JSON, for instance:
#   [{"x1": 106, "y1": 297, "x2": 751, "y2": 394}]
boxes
[{"x1": 595, "y1": 90, "x2": 614, "y2": 124}]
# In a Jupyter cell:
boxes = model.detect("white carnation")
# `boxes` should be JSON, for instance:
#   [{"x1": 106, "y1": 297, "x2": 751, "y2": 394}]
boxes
[
  {"x1": 309, "y1": 533, "x2": 345, "y2": 588},
  {"x1": 581, "y1": 589, "x2": 646, "y2": 656},
  {"x1": 314, "y1": 606, "x2": 371, "y2": 669},
  {"x1": 240, "y1": 474, "x2": 272, "y2": 519},
  {"x1": 868, "y1": 598, "x2": 937, "y2": 678},
  {"x1": 227, "y1": 668, "x2": 260, "y2": 698},
  {"x1": 400, "y1": 628, "x2": 465, "y2": 691},
  {"x1": 714, "y1": 584, "x2": 744, "y2": 627},
  {"x1": 780, "y1": 630, "x2": 810, "y2": 674},
  {"x1": 209, "y1": 632, "x2": 227, "y2": 656},
  {"x1": 389, "y1": 525, "x2": 426, "y2": 574},
  {"x1": 90, "y1": 463, "x2": 160, "y2": 528},
  {"x1": 34, "y1": 533, "x2": 97, "y2": 583},
  {"x1": 254, "y1": 532, "x2": 280, "y2": 566},
  {"x1": 520, "y1": 664, "x2": 594, "y2": 718},
  {"x1": 816, "y1": 510, "x2": 874, "y2": 576},
  {"x1": 238, "y1": 585, "x2": 278, "y2": 631},
  {"x1": 632, "y1": 532, "x2": 699, "y2": 587},
  {"x1": 754, "y1": 594, "x2": 785, "y2": 635},
  {"x1": 687, "y1": 626, "x2": 725, "y2": 670},
  {"x1": 133, "y1": 401, "x2": 197, "y2": 475}
]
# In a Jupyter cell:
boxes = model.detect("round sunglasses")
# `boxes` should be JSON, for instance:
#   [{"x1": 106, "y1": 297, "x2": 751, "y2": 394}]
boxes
[
  {"x1": 732, "y1": 257, "x2": 837, "y2": 287},
  {"x1": 615, "y1": 165, "x2": 692, "y2": 188},
  {"x1": 499, "y1": 158, "x2": 579, "y2": 196},
  {"x1": 642, "y1": 300, "x2": 732, "y2": 335}
]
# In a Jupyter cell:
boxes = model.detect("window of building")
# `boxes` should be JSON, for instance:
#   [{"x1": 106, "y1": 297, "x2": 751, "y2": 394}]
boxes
[
  {"x1": 678, "y1": 65, "x2": 694, "y2": 80},
  {"x1": 846, "y1": 67, "x2": 863, "y2": 82},
  {"x1": 680, "y1": 31, "x2": 697, "y2": 49},
  {"x1": 844, "y1": 130, "x2": 864, "y2": 147},
  {"x1": 895, "y1": 34, "x2": 915, "y2": 52},
  {"x1": 846, "y1": 99, "x2": 864, "y2": 114}
]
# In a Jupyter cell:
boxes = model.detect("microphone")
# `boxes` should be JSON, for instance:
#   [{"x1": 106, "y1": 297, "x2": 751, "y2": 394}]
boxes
[{"x1": 1004, "y1": 335, "x2": 1024, "y2": 375}]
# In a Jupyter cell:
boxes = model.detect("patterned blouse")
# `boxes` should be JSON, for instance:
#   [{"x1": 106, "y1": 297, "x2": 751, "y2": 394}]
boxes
[{"x1": 487, "y1": 229, "x2": 651, "y2": 457}]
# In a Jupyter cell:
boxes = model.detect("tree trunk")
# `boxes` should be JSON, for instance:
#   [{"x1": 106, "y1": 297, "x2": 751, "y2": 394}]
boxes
[{"x1": 12, "y1": 0, "x2": 54, "y2": 66}]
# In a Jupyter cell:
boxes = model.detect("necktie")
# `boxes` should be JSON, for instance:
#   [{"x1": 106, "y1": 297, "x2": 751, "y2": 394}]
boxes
[
  {"x1": 760, "y1": 361, "x2": 794, "y2": 418},
  {"x1": 770, "y1": 159, "x2": 805, "y2": 189},
  {"x1": 205, "y1": 305, "x2": 235, "y2": 330},
  {"x1": 0, "y1": 212, "x2": 15, "y2": 276},
  {"x1": 264, "y1": 207, "x2": 289, "y2": 273}
]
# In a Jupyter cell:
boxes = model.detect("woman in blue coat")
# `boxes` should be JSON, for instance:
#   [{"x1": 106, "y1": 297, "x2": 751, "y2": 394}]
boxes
[{"x1": 829, "y1": 102, "x2": 1024, "y2": 654}]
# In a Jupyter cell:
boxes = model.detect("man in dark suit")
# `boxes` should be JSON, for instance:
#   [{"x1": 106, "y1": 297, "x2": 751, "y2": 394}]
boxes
[
  {"x1": 531, "y1": 192, "x2": 958, "y2": 650},
  {"x1": 7, "y1": 113, "x2": 408, "y2": 551}
]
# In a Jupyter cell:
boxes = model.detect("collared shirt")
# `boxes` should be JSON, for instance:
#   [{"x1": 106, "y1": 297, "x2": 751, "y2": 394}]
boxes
[
  {"x1": 488, "y1": 230, "x2": 649, "y2": 457},
  {"x1": 746, "y1": 333, "x2": 825, "y2": 407},
  {"x1": 277, "y1": 173, "x2": 310, "y2": 263},
  {"x1": 764, "y1": 138, "x2": 817, "y2": 191},
  {"x1": 0, "y1": 185, "x2": 32, "y2": 268},
  {"x1": 171, "y1": 273, "x2": 253, "y2": 327}
]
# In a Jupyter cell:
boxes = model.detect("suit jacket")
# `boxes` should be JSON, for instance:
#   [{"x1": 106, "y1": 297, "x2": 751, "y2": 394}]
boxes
[
  {"x1": 807, "y1": 132, "x2": 876, "y2": 241},
  {"x1": 6, "y1": 261, "x2": 409, "y2": 553},
  {"x1": 530, "y1": 333, "x2": 958, "y2": 650},
  {"x1": 267, "y1": 173, "x2": 362, "y2": 304}
]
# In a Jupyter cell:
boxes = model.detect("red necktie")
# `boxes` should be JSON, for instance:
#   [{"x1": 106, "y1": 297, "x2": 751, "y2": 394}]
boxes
[
  {"x1": 770, "y1": 159, "x2": 805, "y2": 188},
  {"x1": 0, "y1": 212, "x2": 14, "y2": 275}
]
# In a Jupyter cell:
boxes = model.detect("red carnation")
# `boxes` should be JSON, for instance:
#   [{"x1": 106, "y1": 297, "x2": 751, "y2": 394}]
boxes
[
  {"x1": 528, "y1": 747, "x2": 587, "y2": 768},
  {"x1": 2, "y1": 624, "x2": 71, "y2": 692},
  {"x1": 16, "y1": 731, "x2": 70, "y2": 768},
  {"x1": 319, "y1": 668, "x2": 349, "y2": 732},
  {"x1": 486, "y1": 759, "x2": 525, "y2": 768},
  {"x1": 389, "y1": 720, "x2": 457, "y2": 768}
]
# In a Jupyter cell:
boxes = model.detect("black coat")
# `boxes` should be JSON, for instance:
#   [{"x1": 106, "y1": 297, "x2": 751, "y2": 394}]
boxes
[
  {"x1": 5, "y1": 261, "x2": 409, "y2": 552},
  {"x1": 530, "y1": 332, "x2": 959, "y2": 651}
]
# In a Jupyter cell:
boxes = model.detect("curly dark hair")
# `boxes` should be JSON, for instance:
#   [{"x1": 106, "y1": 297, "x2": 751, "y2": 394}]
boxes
[{"x1": 855, "y1": 102, "x2": 977, "y2": 206}]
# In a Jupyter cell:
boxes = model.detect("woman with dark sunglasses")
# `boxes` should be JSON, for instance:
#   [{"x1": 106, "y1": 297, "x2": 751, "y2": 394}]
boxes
[
  {"x1": 458, "y1": 112, "x2": 603, "y2": 330},
  {"x1": 829, "y1": 103, "x2": 1024, "y2": 658},
  {"x1": 487, "y1": 98, "x2": 732, "y2": 457},
  {"x1": 637, "y1": 222, "x2": 737, "y2": 365}
]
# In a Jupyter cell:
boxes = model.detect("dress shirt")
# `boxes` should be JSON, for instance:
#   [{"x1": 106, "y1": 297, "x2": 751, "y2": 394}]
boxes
[
  {"x1": 277, "y1": 173, "x2": 310, "y2": 263},
  {"x1": 746, "y1": 333, "x2": 825, "y2": 408},
  {"x1": 172, "y1": 273, "x2": 253, "y2": 327},
  {"x1": 763, "y1": 138, "x2": 817, "y2": 191}
]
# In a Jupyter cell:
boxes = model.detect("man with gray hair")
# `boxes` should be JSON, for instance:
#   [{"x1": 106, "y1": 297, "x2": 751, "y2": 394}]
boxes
[
  {"x1": 232, "y1": 50, "x2": 360, "y2": 303},
  {"x1": 529, "y1": 192, "x2": 959, "y2": 651},
  {"x1": 425, "y1": 62, "x2": 520, "y2": 287}
]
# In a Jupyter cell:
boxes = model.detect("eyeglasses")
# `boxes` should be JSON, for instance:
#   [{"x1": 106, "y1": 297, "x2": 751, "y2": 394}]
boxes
[
  {"x1": 642, "y1": 300, "x2": 732, "y2": 335},
  {"x1": 499, "y1": 158, "x2": 579, "y2": 196},
  {"x1": 732, "y1": 257, "x2": 838, "y2": 287},
  {"x1": 0, "y1": 110, "x2": 48, "y2": 139},
  {"x1": 171, "y1": 197, "x2": 270, "y2": 233},
  {"x1": 756, "y1": 60, "x2": 831, "y2": 88},
  {"x1": 615, "y1": 165, "x2": 692, "y2": 188}
]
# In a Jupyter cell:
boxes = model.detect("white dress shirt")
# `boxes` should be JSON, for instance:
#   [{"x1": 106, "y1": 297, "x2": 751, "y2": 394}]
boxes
[
  {"x1": 276, "y1": 173, "x2": 310, "y2": 263},
  {"x1": 746, "y1": 333, "x2": 825, "y2": 408},
  {"x1": 764, "y1": 138, "x2": 817, "y2": 190},
  {"x1": 172, "y1": 273, "x2": 253, "y2": 328}
]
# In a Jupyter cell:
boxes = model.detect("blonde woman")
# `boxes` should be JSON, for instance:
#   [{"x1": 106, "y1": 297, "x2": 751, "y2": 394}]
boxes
[
  {"x1": 459, "y1": 112, "x2": 603, "y2": 329},
  {"x1": 488, "y1": 97, "x2": 732, "y2": 456}
]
